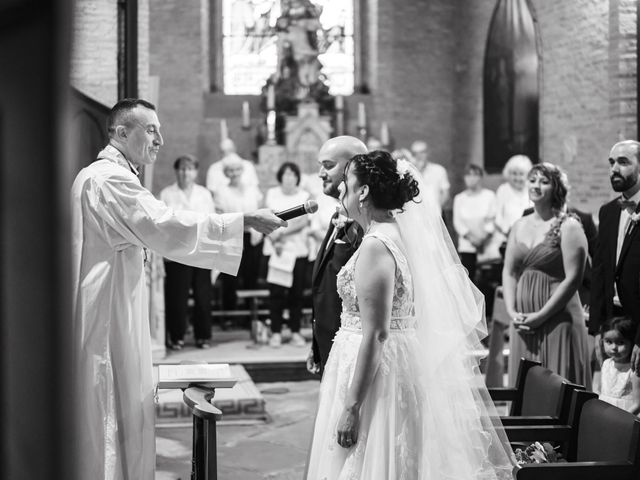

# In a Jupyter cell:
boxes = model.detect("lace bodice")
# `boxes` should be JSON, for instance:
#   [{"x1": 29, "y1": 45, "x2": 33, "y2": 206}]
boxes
[{"x1": 336, "y1": 231, "x2": 415, "y2": 330}]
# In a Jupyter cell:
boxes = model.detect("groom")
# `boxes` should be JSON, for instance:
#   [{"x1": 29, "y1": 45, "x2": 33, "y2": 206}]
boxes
[
  {"x1": 590, "y1": 140, "x2": 640, "y2": 373},
  {"x1": 307, "y1": 136, "x2": 368, "y2": 374}
]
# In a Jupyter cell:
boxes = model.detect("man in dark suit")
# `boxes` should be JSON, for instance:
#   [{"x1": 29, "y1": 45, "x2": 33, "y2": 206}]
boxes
[
  {"x1": 590, "y1": 140, "x2": 640, "y2": 373},
  {"x1": 307, "y1": 136, "x2": 368, "y2": 374}
]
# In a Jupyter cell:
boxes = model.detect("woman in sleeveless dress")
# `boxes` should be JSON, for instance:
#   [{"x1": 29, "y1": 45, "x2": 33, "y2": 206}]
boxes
[
  {"x1": 503, "y1": 162, "x2": 591, "y2": 388},
  {"x1": 305, "y1": 151, "x2": 515, "y2": 479}
]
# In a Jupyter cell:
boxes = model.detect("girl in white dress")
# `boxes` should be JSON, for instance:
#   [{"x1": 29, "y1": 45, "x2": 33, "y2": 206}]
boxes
[
  {"x1": 600, "y1": 316, "x2": 640, "y2": 414},
  {"x1": 305, "y1": 151, "x2": 515, "y2": 479}
]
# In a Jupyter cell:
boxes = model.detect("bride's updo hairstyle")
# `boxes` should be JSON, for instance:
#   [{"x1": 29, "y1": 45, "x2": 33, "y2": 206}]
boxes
[{"x1": 347, "y1": 150, "x2": 420, "y2": 212}]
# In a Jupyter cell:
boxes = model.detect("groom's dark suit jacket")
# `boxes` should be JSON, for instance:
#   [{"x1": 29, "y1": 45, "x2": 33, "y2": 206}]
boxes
[
  {"x1": 311, "y1": 216, "x2": 362, "y2": 371},
  {"x1": 589, "y1": 199, "x2": 640, "y2": 345}
]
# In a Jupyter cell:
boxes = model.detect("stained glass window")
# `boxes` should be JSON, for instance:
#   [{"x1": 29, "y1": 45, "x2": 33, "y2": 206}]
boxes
[{"x1": 222, "y1": 0, "x2": 354, "y2": 95}]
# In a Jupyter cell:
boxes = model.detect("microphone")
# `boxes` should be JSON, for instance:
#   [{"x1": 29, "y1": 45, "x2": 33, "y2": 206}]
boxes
[{"x1": 275, "y1": 200, "x2": 319, "y2": 221}]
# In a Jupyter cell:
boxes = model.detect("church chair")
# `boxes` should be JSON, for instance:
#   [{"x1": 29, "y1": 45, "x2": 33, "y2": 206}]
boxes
[
  {"x1": 489, "y1": 358, "x2": 584, "y2": 426},
  {"x1": 513, "y1": 390, "x2": 640, "y2": 479}
]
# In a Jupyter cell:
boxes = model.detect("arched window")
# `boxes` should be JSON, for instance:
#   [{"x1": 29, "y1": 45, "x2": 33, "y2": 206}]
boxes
[{"x1": 220, "y1": 0, "x2": 354, "y2": 95}]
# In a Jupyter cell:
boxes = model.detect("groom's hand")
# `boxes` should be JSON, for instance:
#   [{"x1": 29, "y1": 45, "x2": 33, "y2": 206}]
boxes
[{"x1": 306, "y1": 349, "x2": 320, "y2": 375}]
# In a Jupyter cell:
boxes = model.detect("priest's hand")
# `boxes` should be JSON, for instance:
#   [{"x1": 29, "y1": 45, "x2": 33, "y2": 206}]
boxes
[{"x1": 244, "y1": 209, "x2": 287, "y2": 235}]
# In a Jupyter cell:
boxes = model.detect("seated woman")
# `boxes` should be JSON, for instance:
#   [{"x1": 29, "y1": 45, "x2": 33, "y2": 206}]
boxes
[
  {"x1": 263, "y1": 162, "x2": 310, "y2": 347},
  {"x1": 502, "y1": 162, "x2": 591, "y2": 388}
]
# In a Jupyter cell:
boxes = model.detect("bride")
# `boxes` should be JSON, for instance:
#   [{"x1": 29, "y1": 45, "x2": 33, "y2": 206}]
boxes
[{"x1": 305, "y1": 150, "x2": 516, "y2": 479}]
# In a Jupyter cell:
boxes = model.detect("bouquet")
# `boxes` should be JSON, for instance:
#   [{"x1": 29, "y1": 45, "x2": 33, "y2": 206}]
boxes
[{"x1": 514, "y1": 442, "x2": 560, "y2": 465}]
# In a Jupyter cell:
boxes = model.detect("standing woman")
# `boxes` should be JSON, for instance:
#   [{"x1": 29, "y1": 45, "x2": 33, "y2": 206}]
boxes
[
  {"x1": 264, "y1": 162, "x2": 310, "y2": 347},
  {"x1": 453, "y1": 163, "x2": 497, "y2": 281},
  {"x1": 502, "y1": 163, "x2": 591, "y2": 387},
  {"x1": 495, "y1": 154, "x2": 533, "y2": 243},
  {"x1": 213, "y1": 156, "x2": 264, "y2": 317}
]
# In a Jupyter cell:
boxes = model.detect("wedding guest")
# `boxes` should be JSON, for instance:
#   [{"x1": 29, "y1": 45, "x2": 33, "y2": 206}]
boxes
[
  {"x1": 213, "y1": 155, "x2": 264, "y2": 319},
  {"x1": 502, "y1": 162, "x2": 591, "y2": 387},
  {"x1": 70, "y1": 98, "x2": 284, "y2": 480},
  {"x1": 366, "y1": 135, "x2": 383, "y2": 151},
  {"x1": 206, "y1": 138, "x2": 259, "y2": 195},
  {"x1": 411, "y1": 140, "x2": 450, "y2": 217},
  {"x1": 160, "y1": 155, "x2": 215, "y2": 349},
  {"x1": 264, "y1": 162, "x2": 310, "y2": 347},
  {"x1": 453, "y1": 163, "x2": 498, "y2": 281},
  {"x1": 590, "y1": 140, "x2": 640, "y2": 374},
  {"x1": 390, "y1": 147, "x2": 415, "y2": 164},
  {"x1": 307, "y1": 136, "x2": 366, "y2": 374},
  {"x1": 599, "y1": 316, "x2": 640, "y2": 414},
  {"x1": 495, "y1": 154, "x2": 533, "y2": 243}
]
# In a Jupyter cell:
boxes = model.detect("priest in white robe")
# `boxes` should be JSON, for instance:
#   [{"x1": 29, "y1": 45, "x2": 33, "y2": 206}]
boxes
[{"x1": 71, "y1": 98, "x2": 284, "y2": 480}]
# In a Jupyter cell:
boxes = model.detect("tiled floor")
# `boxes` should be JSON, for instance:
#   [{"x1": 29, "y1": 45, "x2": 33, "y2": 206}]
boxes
[{"x1": 156, "y1": 379, "x2": 320, "y2": 480}]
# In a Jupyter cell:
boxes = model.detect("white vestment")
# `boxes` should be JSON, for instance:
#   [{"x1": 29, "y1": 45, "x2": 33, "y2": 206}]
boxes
[{"x1": 71, "y1": 145, "x2": 243, "y2": 480}]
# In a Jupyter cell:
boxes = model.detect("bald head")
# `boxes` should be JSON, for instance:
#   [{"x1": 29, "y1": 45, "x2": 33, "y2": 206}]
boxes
[
  {"x1": 317, "y1": 136, "x2": 368, "y2": 198},
  {"x1": 610, "y1": 140, "x2": 640, "y2": 158}
]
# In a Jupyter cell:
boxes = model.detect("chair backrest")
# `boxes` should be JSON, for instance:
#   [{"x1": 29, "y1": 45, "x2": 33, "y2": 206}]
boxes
[
  {"x1": 576, "y1": 398, "x2": 640, "y2": 464},
  {"x1": 520, "y1": 366, "x2": 566, "y2": 417}
]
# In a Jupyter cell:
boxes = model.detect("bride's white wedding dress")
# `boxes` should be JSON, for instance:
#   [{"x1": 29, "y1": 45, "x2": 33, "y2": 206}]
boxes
[
  {"x1": 307, "y1": 231, "x2": 423, "y2": 479},
  {"x1": 306, "y1": 230, "x2": 515, "y2": 479}
]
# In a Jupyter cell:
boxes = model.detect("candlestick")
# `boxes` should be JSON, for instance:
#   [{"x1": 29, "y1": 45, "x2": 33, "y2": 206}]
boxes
[
  {"x1": 335, "y1": 110, "x2": 344, "y2": 136},
  {"x1": 357, "y1": 102, "x2": 366, "y2": 128},
  {"x1": 267, "y1": 84, "x2": 276, "y2": 111},
  {"x1": 380, "y1": 121, "x2": 389, "y2": 146},
  {"x1": 241, "y1": 101, "x2": 250, "y2": 129},
  {"x1": 266, "y1": 110, "x2": 277, "y2": 145},
  {"x1": 335, "y1": 95, "x2": 344, "y2": 110},
  {"x1": 220, "y1": 118, "x2": 229, "y2": 141}
]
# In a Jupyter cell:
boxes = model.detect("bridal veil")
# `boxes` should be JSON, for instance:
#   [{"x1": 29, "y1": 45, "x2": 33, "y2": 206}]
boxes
[{"x1": 396, "y1": 160, "x2": 516, "y2": 479}]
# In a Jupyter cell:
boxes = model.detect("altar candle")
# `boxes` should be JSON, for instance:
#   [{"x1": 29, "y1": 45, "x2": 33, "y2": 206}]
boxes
[
  {"x1": 241, "y1": 101, "x2": 250, "y2": 128},
  {"x1": 380, "y1": 121, "x2": 390, "y2": 145},
  {"x1": 335, "y1": 95, "x2": 344, "y2": 110},
  {"x1": 220, "y1": 118, "x2": 229, "y2": 140},
  {"x1": 357, "y1": 102, "x2": 366, "y2": 127},
  {"x1": 267, "y1": 84, "x2": 276, "y2": 110}
]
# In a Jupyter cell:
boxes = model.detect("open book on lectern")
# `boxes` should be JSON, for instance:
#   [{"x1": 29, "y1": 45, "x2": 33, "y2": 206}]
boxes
[{"x1": 157, "y1": 363, "x2": 237, "y2": 389}]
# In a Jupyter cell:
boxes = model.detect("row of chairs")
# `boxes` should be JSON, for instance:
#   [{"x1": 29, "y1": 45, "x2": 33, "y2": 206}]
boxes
[{"x1": 492, "y1": 358, "x2": 640, "y2": 479}]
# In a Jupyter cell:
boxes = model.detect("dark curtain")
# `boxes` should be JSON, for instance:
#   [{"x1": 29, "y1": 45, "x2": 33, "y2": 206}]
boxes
[{"x1": 483, "y1": 0, "x2": 540, "y2": 173}]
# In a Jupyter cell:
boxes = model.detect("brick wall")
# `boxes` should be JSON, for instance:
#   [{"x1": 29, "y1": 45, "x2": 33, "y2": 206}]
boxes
[
  {"x1": 71, "y1": 0, "x2": 150, "y2": 109},
  {"x1": 141, "y1": 0, "x2": 637, "y2": 210},
  {"x1": 531, "y1": 0, "x2": 637, "y2": 214},
  {"x1": 370, "y1": 0, "x2": 457, "y2": 173},
  {"x1": 71, "y1": 0, "x2": 118, "y2": 105},
  {"x1": 149, "y1": 0, "x2": 209, "y2": 193}
]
